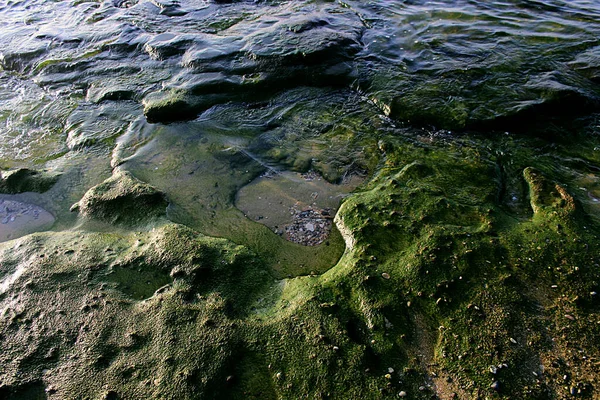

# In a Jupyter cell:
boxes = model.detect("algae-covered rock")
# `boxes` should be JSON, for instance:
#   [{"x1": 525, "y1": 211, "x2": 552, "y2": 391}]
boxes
[
  {"x1": 0, "y1": 168, "x2": 59, "y2": 194},
  {"x1": 3, "y1": 0, "x2": 600, "y2": 398},
  {"x1": 355, "y1": 2, "x2": 600, "y2": 132},
  {"x1": 523, "y1": 167, "x2": 576, "y2": 216},
  {"x1": 142, "y1": 90, "x2": 206, "y2": 123},
  {"x1": 0, "y1": 224, "x2": 273, "y2": 399},
  {"x1": 75, "y1": 170, "x2": 168, "y2": 225}
]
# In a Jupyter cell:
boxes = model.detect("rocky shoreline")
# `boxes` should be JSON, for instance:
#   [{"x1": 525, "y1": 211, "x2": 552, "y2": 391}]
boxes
[{"x1": 1, "y1": 0, "x2": 600, "y2": 399}]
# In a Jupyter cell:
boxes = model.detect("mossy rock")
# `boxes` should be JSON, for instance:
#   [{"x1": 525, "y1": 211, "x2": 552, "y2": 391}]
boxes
[
  {"x1": 0, "y1": 168, "x2": 60, "y2": 194},
  {"x1": 142, "y1": 91, "x2": 200, "y2": 123},
  {"x1": 523, "y1": 167, "x2": 576, "y2": 216},
  {"x1": 74, "y1": 170, "x2": 168, "y2": 226},
  {"x1": 0, "y1": 224, "x2": 273, "y2": 399}
]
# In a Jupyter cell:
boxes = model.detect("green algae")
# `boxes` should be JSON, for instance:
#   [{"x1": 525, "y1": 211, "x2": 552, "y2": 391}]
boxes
[
  {"x1": 1, "y1": 2, "x2": 600, "y2": 397},
  {"x1": 0, "y1": 168, "x2": 60, "y2": 194},
  {"x1": 3, "y1": 123, "x2": 599, "y2": 399},
  {"x1": 0, "y1": 224, "x2": 274, "y2": 399},
  {"x1": 74, "y1": 169, "x2": 168, "y2": 226}
]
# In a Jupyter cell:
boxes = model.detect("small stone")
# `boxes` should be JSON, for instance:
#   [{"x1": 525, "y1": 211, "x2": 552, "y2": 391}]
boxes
[
  {"x1": 509, "y1": 337, "x2": 517, "y2": 344},
  {"x1": 276, "y1": 372, "x2": 282, "y2": 379},
  {"x1": 565, "y1": 314, "x2": 575, "y2": 321},
  {"x1": 388, "y1": 367, "x2": 394, "y2": 373},
  {"x1": 489, "y1": 365, "x2": 497, "y2": 374},
  {"x1": 382, "y1": 272, "x2": 390, "y2": 279},
  {"x1": 591, "y1": 291, "x2": 597, "y2": 296},
  {"x1": 332, "y1": 346, "x2": 339, "y2": 351},
  {"x1": 385, "y1": 373, "x2": 392, "y2": 379},
  {"x1": 406, "y1": 301, "x2": 411, "y2": 307},
  {"x1": 398, "y1": 391, "x2": 407, "y2": 397},
  {"x1": 570, "y1": 386, "x2": 577, "y2": 395},
  {"x1": 490, "y1": 381, "x2": 500, "y2": 391}
]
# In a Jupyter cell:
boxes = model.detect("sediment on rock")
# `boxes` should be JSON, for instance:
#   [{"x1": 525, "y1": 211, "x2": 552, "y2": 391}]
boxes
[
  {"x1": 74, "y1": 169, "x2": 168, "y2": 225},
  {"x1": 0, "y1": 169, "x2": 60, "y2": 194}
]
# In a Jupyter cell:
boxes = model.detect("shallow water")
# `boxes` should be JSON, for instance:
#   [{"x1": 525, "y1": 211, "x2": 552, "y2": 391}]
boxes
[
  {"x1": 0, "y1": 197, "x2": 54, "y2": 241},
  {"x1": 0, "y1": 0, "x2": 599, "y2": 257},
  {"x1": 2, "y1": 2, "x2": 600, "y2": 398}
]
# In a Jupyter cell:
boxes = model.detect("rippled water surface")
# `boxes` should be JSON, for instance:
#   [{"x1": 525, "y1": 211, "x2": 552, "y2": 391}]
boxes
[{"x1": 1, "y1": 0, "x2": 600, "y2": 249}]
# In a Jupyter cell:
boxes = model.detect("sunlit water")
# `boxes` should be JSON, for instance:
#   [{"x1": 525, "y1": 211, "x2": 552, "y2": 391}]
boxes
[{"x1": 0, "y1": 0, "x2": 599, "y2": 243}]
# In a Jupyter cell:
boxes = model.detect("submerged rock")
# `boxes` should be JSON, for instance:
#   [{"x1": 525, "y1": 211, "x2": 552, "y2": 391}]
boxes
[
  {"x1": 74, "y1": 170, "x2": 168, "y2": 225},
  {"x1": 0, "y1": 169, "x2": 59, "y2": 194},
  {"x1": 523, "y1": 167, "x2": 576, "y2": 216},
  {"x1": 143, "y1": 6, "x2": 364, "y2": 123},
  {"x1": 356, "y1": 1, "x2": 600, "y2": 132}
]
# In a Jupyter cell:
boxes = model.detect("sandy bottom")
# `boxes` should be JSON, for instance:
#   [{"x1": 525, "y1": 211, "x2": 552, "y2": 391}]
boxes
[
  {"x1": 236, "y1": 170, "x2": 362, "y2": 246},
  {"x1": 0, "y1": 197, "x2": 55, "y2": 242}
]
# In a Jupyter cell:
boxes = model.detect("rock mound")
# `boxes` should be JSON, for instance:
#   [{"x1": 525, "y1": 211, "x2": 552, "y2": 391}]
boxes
[
  {"x1": 0, "y1": 169, "x2": 59, "y2": 194},
  {"x1": 74, "y1": 170, "x2": 168, "y2": 225}
]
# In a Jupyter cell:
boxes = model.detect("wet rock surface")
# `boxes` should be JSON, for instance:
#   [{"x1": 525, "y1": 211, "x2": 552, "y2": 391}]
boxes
[
  {"x1": 236, "y1": 169, "x2": 361, "y2": 247},
  {"x1": 0, "y1": 169, "x2": 59, "y2": 194},
  {"x1": 1, "y1": 0, "x2": 600, "y2": 399},
  {"x1": 142, "y1": 7, "x2": 364, "y2": 122},
  {"x1": 75, "y1": 169, "x2": 168, "y2": 225}
]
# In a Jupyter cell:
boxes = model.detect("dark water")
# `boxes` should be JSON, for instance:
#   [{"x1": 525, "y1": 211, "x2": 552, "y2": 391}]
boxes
[{"x1": 0, "y1": 0, "x2": 599, "y2": 244}]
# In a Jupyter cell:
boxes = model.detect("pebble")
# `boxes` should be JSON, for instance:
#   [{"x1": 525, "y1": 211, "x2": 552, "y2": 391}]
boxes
[
  {"x1": 382, "y1": 272, "x2": 390, "y2": 279},
  {"x1": 490, "y1": 381, "x2": 500, "y2": 391},
  {"x1": 509, "y1": 337, "x2": 517, "y2": 344},
  {"x1": 284, "y1": 206, "x2": 333, "y2": 246},
  {"x1": 565, "y1": 314, "x2": 575, "y2": 321},
  {"x1": 489, "y1": 365, "x2": 497, "y2": 374},
  {"x1": 398, "y1": 391, "x2": 407, "y2": 397}
]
